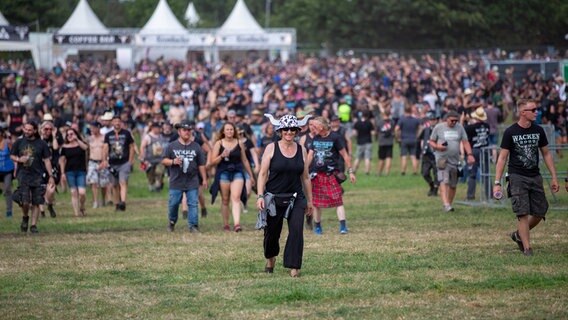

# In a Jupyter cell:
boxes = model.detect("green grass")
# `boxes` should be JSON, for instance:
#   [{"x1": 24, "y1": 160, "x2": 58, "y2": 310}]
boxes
[{"x1": 0, "y1": 145, "x2": 567, "y2": 319}]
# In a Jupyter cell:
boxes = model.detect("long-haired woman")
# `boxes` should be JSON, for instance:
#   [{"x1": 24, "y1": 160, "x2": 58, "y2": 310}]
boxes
[
  {"x1": 208, "y1": 122, "x2": 254, "y2": 232},
  {"x1": 59, "y1": 128, "x2": 88, "y2": 217}
]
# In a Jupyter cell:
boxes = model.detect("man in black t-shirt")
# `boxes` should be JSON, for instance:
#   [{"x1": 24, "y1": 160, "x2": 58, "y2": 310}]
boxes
[
  {"x1": 103, "y1": 115, "x2": 135, "y2": 211},
  {"x1": 464, "y1": 107, "x2": 490, "y2": 201},
  {"x1": 10, "y1": 121, "x2": 54, "y2": 234},
  {"x1": 352, "y1": 111, "x2": 375, "y2": 175},
  {"x1": 494, "y1": 100, "x2": 559, "y2": 256}
]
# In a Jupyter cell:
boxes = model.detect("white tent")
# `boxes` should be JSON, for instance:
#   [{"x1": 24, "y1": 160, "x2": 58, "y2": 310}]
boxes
[
  {"x1": 58, "y1": 0, "x2": 109, "y2": 35},
  {"x1": 136, "y1": 0, "x2": 199, "y2": 61},
  {"x1": 0, "y1": 11, "x2": 40, "y2": 69},
  {"x1": 184, "y1": 2, "x2": 200, "y2": 27},
  {"x1": 217, "y1": 0, "x2": 264, "y2": 36},
  {"x1": 212, "y1": 0, "x2": 295, "y2": 63},
  {"x1": 53, "y1": 0, "x2": 133, "y2": 70},
  {"x1": 139, "y1": 0, "x2": 187, "y2": 35},
  {"x1": 0, "y1": 11, "x2": 9, "y2": 25}
]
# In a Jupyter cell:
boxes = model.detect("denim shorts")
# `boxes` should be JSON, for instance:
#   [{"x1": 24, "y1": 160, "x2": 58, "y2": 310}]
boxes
[
  {"x1": 66, "y1": 171, "x2": 87, "y2": 189},
  {"x1": 219, "y1": 170, "x2": 245, "y2": 183}
]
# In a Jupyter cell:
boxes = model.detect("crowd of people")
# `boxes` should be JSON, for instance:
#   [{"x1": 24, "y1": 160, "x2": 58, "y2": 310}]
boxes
[{"x1": 1, "y1": 51, "x2": 567, "y2": 268}]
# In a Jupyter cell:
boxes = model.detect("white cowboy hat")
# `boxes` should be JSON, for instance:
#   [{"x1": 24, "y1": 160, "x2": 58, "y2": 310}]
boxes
[
  {"x1": 470, "y1": 107, "x2": 487, "y2": 121},
  {"x1": 100, "y1": 111, "x2": 114, "y2": 121}
]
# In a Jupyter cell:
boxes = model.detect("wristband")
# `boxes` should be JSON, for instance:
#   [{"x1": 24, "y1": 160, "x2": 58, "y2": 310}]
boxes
[
  {"x1": 257, "y1": 194, "x2": 264, "y2": 199},
  {"x1": 348, "y1": 168, "x2": 354, "y2": 174},
  {"x1": 494, "y1": 180, "x2": 501, "y2": 186}
]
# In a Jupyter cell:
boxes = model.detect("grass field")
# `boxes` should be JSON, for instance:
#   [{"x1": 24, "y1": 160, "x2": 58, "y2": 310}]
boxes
[{"x1": 0, "y1": 148, "x2": 567, "y2": 319}]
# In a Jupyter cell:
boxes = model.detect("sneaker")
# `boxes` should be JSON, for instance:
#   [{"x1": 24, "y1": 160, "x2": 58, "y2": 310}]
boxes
[
  {"x1": 6, "y1": 210, "x2": 12, "y2": 218},
  {"x1": 120, "y1": 202, "x2": 126, "y2": 211},
  {"x1": 30, "y1": 225, "x2": 38, "y2": 234},
  {"x1": 234, "y1": 224, "x2": 242, "y2": 233},
  {"x1": 48, "y1": 204, "x2": 57, "y2": 218},
  {"x1": 523, "y1": 248, "x2": 533, "y2": 256},
  {"x1": 201, "y1": 208, "x2": 208, "y2": 218},
  {"x1": 339, "y1": 225, "x2": 348, "y2": 234},
  {"x1": 510, "y1": 231, "x2": 524, "y2": 252},
  {"x1": 189, "y1": 225, "x2": 200, "y2": 233},
  {"x1": 444, "y1": 205, "x2": 455, "y2": 212},
  {"x1": 93, "y1": 202, "x2": 99, "y2": 209},
  {"x1": 20, "y1": 218, "x2": 29, "y2": 233},
  {"x1": 40, "y1": 211, "x2": 46, "y2": 218},
  {"x1": 167, "y1": 221, "x2": 175, "y2": 232},
  {"x1": 314, "y1": 225, "x2": 323, "y2": 235},
  {"x1": 182, "y1": 210, "x2": 188, "y2": 219},
  {"x1": 223, "y1": 224, "x2": 231, "y2": 232}
]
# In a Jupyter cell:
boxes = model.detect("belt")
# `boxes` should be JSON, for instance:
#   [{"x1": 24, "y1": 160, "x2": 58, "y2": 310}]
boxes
[{"x1": 89, "y1": 159, "x2": 102, "y2": 163}]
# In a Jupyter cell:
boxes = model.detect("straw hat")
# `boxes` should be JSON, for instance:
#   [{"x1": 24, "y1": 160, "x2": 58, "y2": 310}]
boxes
[{"x1": 470, "y1": 107, "x2": 487, "y2": 121}]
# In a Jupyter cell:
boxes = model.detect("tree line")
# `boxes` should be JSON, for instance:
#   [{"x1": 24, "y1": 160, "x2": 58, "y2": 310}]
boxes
[{"x1": 3, "y1": 0, "x2": 568, "y2": 51}]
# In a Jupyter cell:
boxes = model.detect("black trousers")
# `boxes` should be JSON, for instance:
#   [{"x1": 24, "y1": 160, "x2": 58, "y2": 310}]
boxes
[
  {"x1": 421, "y1": 154, "x2": 437, "y2": 188},
  {"x1": 263, "y1": 197, "x2": 306, "y2": 269}
]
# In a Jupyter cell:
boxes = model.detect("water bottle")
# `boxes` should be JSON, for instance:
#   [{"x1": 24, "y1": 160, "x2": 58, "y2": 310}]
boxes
[{"x1": 493, "y1": 190, "x2": 503, "y2": 200}]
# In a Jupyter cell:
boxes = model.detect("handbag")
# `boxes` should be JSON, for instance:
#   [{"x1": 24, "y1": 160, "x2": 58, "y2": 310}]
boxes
[{"x1": 334, "y1": 171, "x2": 347, "y2": 184}]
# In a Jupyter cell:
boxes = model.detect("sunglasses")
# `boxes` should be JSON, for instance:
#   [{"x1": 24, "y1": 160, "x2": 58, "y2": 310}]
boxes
[
  {"x1": 523, "y1": 108, "x2": 538, "y2": 113},
  {"x1": 281, "y1": 128, "x2": 299, "y2": 133},
  {"x1": 448, "y1": 119, "x2": 458, "y2": 123}
]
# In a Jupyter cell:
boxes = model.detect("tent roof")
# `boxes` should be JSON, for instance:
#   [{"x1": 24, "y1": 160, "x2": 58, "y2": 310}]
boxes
[
  {"x1": 218, "y1": 0, "x2": 265, "y2": 35},
  {"x1": 184, "y1": 2, "x2": 200, "y2": 26},
  {"x1": 139, "y1": 0, "x2": 187, "y2": 35},
  {"x1": 0, "y1": 11, "x2": 9, "y2": 25},
  {"x1": 58, "y1": 0, "x2": 108, "y2": 35}
]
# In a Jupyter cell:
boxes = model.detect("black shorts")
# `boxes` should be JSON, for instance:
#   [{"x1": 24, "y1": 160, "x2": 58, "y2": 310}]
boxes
[
  {"x1": 378, "y1": 145, "x2": 393, "y2": 160},
  {"x1": 18, "y1": 184, "x2": 46, "y2": 206},
  {"x1": 508, "y1": 173, "x2": 549, "y2": 218}
]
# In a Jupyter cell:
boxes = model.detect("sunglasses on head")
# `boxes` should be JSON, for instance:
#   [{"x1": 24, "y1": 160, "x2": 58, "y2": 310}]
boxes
[
  {"x1": 281, "y1": 127, "x2": 299, "y2": 133},
  {"x1": 523, "y1": 108, "x2": 538, "y2": 113}
]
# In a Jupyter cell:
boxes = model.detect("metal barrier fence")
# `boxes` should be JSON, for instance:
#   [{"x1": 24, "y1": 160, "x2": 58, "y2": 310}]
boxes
[{"x1": 456, "y1": 143, "x2": 567, "y2": 210}]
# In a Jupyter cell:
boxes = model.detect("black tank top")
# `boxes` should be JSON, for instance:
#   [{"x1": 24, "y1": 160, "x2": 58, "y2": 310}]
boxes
[
  {"x1": 266, "y1": 142, "x2": 304, "y2": 195},
  {"x1": 219, "y1": 143, "x2": 241, "y2": 164}
]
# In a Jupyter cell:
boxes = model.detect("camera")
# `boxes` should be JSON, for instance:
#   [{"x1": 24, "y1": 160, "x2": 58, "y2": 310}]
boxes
[{"x1": 109, "y1": 167, "x2": 118, "y2": 178}]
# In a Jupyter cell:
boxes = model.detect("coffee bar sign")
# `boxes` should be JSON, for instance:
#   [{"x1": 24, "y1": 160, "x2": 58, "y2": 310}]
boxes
[
  {"x1": 0, "y1": 25, "x2": 29, "y2": 41},
  {"x1": 53, "y1": 34, "x2": 131, "y2": 45}
]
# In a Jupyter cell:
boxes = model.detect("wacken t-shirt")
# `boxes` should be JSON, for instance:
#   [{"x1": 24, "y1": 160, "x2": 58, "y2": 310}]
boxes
[
  {"x1": 104, "y1": 129, "x2": 134, "y2": 165},
  {"x1": 163, "y1": 140, "x2": 206, "y2": 190},
  {"x1": 310, "y1": 131, "x2": 346, "y2": 173},
  {"x1": 500, "y1": 123, "x2": 547, "y2": 177}
]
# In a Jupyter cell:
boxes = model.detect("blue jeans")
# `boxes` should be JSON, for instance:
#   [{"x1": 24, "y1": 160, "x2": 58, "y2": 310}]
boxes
[{"x1": 168, "y1": 188, "x2": 199, "y2": 227}]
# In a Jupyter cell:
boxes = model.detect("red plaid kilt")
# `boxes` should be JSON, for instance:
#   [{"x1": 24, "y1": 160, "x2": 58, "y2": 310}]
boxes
[{"x1": 312, "y1": 172, "x2": 343, "y2": 208}]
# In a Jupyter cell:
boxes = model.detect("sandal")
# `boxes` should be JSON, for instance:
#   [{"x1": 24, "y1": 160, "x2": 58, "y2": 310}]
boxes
[{"x1": 290, "y1": 269, "x2": 300, "y2": 278}]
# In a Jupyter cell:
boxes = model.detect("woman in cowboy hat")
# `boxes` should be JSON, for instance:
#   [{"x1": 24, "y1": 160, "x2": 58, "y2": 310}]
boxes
[{"x1": 256, "y1": 114, "x2": 313, "y2": 277}]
